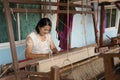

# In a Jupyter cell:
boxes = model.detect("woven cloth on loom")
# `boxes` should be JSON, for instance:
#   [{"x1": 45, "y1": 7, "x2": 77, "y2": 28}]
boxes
[{"x1": 61, "y1": 57, "x2": 120, "y2": 80}]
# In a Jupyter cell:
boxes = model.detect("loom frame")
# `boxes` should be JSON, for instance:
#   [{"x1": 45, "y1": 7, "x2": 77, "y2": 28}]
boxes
[{"x1": 3, "y1": 0, "x2": 120, "y2": 80}]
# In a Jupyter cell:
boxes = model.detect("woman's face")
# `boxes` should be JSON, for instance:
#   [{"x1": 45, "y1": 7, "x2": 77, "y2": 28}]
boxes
[{"x1": 39, "y1": 25, "x2": 51, "y2": 36}]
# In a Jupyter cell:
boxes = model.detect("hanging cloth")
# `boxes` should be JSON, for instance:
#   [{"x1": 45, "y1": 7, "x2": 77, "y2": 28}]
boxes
[
  {"x1": 58, "y1": 14, "x2": 74, "y2": 50},
  {"x1": 56, "y1": 0, "x2": 75, "y2": 50}
]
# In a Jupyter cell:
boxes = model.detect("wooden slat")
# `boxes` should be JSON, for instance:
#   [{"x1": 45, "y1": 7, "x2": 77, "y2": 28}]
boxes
[
  {"x1": 50, "y1": 66, "x2": 60, "y2": 80},
  {"x1": 18, "y1": 71, "x2": 49, "y2": 77},
  {"x1": 18, "y1": 57, "x2": 45, "y2": 68},
  {"x1": 99, "y1": 5, "x2": 105, "y2": 46},
  {"x1": 100, "y1": 47, "x2": 120, "y2": 80},
  {"x1": 0, "y1": 71, "x2": 49, "y2": 80},
  {"x1": 12, "y1": 8, "x2": 95, "y2": 14},
  {"x1": 100, "y1": 53, "x2": 120, "y2": 58},
  {"x1": 103, "y1": 56, "x2": 115, "y2": 80},
  {"x1": 115, "y1": 74, "x2": 120, "y2": 80},
  {"x1": 8, "y1": 0, "x2": 93, "y2": 8},
  {"x1": 0, "y1": 74, "x2": 16, "y2": 80}
]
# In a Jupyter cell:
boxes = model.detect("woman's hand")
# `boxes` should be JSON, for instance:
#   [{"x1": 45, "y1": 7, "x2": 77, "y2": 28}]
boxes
[{"x1": 40, "y1": 54, "x2": 49, "y2": 57}]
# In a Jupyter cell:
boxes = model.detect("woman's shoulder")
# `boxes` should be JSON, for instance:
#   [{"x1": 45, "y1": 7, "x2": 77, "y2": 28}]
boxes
[
  {"x1": 27, "y1": 31, "x2": 39, "y2": 43},
  {"x1": 28, "y1": 31, "x2": 37, "y2": 37}
]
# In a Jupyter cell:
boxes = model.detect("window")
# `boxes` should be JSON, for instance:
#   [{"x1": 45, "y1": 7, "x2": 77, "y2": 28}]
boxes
[
  {"x1": 0, "y1": 2, "x2": 41, "y2": 44},
  {"x1": 106, "y1": 8, "x2": 117, "y2": 28}
]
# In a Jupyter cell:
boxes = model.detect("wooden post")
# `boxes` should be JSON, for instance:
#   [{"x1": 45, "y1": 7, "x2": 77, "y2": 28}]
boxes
[
  {"x1": 99, "y1": 5, "x2": 105, "y2": 46},
  {"x1": 103, "y1": 56, "x2": 115, "y2": 80},
  {"x1": 117, "y1": 19, "x2": 120, "y2": 35},
  {"x1": 50, "y1": 66, "x2": 60, "y2": 80},
  {"x1": 3, "y1": 0, "x2": 20, "y2": 80},
  {"x1": 91, "y1": 0, "x2": 99, "y2": 45}
]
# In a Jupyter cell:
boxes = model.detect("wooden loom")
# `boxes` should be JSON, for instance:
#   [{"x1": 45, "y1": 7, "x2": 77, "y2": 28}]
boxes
[
  {"x1": 1, "y1": 45, "x2": 120, "y2": 80},
  {"x1": 39, "y1": 46, "x2": 120, "y2": 80},
  {"x1": 18, "y1": 45, "x2": 120, "y2": 80},
  {"x1": 100, "y1": 51, "x2": 120, "y2": 80},
  {"x1": 1, "y1": 0, "x2": 97, "y2": 80},
  {"x1": 1, "y1": 0, "x2": 120, "y2": 80}
]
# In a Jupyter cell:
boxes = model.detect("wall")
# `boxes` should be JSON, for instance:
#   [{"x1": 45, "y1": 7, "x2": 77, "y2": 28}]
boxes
[{"x1": 0, "y1": 45, "x2": 25, "y2": 65}]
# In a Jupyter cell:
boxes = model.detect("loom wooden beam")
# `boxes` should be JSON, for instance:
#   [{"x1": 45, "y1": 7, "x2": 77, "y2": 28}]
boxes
[
  {"x1": 0, "y1": 74, "x2": 16, "y2": 80},
  {"x1": 18, "y1": 57, "x2": 46, "y2": 68},
  {"x1": 98, "y1": 1, "x2": 120, "y2": 10},
  {"x1": 12, "y1": 8, "x2": 95, "y2": 14},
  {"x1": 18, "y1": 71, "x2": 49, "y2": 80},
  {"x1": 3, "y1": 0, "x2": 20, "y2": 80},
  {"x1": 50, "y1": 66, "x2": 60, "y2": 80},
  {"x1": 99, "y1": 5, "x2": 105, "y2": 46},
  {"x1": 115, "y1": 74, "x2": 120, "y2": 80},
  {"x1": 99, "y1": 2, "x2": 111, "y2": 6},
  {"x1": 0, "y1": 66, "x2": 59, "y2": 80},
  {"x1": 118, "y1": 19, "x2": 120, "y2": 35},
  {"x1": 103, "y1": 56, "x2": 115, "y2": 80},
  {"x1": 18, "y1": 71, "x2": 49, "y2": 76},
  {"x1": 99, "y1": 1, "x2": 120, "y2": 6},
  {"x1": 8, "y1": 0, "x2": 93, "y2": 8},
  {"x1": 100, "y1": 53, "x2": 120, "y2": 80},
  {"x1": 100, "y1": 53, "x2": 120, "y2": 58},
  {"x1": 0, "y1": 71, "x2": 49, "y2": 80}
]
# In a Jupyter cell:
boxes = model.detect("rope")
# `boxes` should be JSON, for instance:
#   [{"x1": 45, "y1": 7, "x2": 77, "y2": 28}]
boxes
[
  {"x1": 43, "y1": 0, "x2": 47, "y2": 17},
  {"x1": 63, "y1": 0, "x2": 70, "y2": 59},
  {"x1": 0, "y1": 65, "x2": 12, "y2": 78},
  {"x1": 56, "y1": 0, "x2": 59, "y2": 27},
  {"x1": 10, "y1": 8, "x2": 16, "y2": 21},
  {"x1": 49, "y1": 0, "x2": 52, "y2": 15},
  {"x1": 25, "y1": 8, "x2": 28, "y2": 21},
  {"x1": 17, "y1": 4, "x2": 21, "y2": 40}
]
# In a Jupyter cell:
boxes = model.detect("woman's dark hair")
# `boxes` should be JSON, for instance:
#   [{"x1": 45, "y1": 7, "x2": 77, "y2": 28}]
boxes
[{"x1": 35, "y1": 18, "x2": 52, "y2": 33}]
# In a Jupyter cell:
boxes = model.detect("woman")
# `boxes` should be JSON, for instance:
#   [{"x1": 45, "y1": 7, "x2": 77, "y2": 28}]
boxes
[{"x1": 25, "y1": 18, "x2": 58, "y2": 59}]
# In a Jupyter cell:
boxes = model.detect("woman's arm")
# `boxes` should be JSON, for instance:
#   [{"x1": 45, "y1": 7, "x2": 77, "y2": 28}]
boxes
[
  {"x1": 25, "y1": 37, "x2": 49, "y2": 59},
  {"x1": 50, "y1": 38, "x2": 59, "y2": 54}
]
